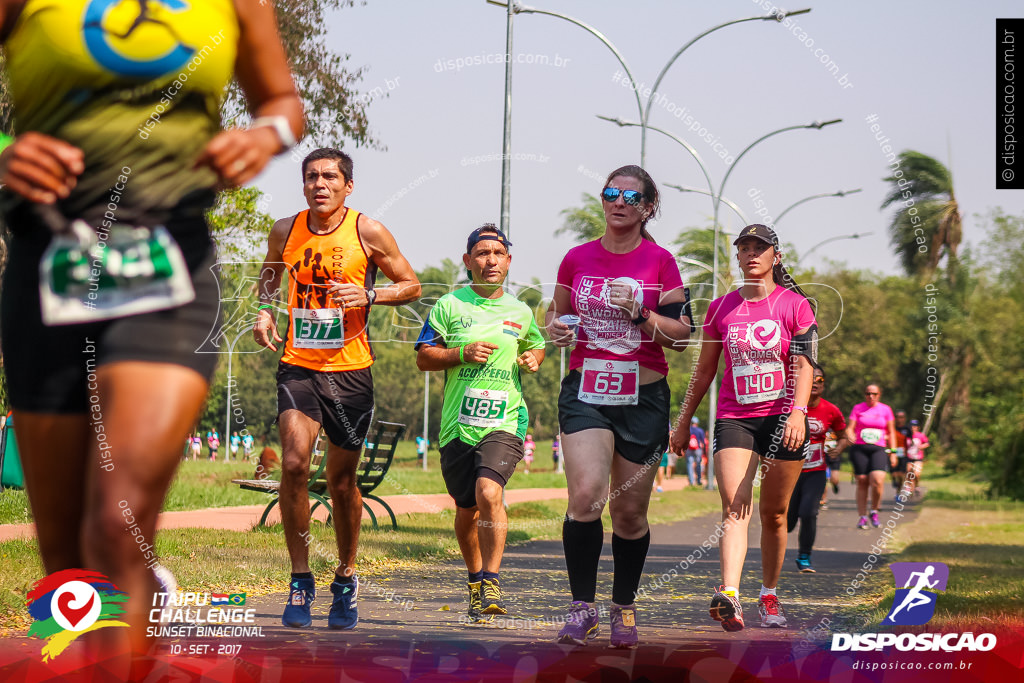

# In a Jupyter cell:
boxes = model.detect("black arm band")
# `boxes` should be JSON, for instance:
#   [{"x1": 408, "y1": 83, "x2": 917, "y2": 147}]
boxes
[
  {"x1": 791, "y1": 324, "x2": 819, "y2": 364},
  {"x1": 657, "y1": 301, "x2": 685, "y2": 319}
]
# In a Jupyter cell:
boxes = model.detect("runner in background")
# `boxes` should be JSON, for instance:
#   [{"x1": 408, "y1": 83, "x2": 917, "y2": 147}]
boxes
[
  {"x1": 787, "y1": 365, "x2": 847, "y2": 573},
  {"x1": 552, "y1": 436, "x2": 560, "y2": 469},
  {"x1": 523, "y1": 434, "x2": 536, "y2": 474},
  {"x1": 229, "y1": 432, "x2": 241, "y2": 461},
  {"x1": 416, "y1": 435, "x2": 429, "y2": 467},
  {"x1": 846, "y1": 384, "x2": 897, "y2": 529},
  {"x1": 654, "y1": 438, "x2": 669, "y2": 493},
  {"x1": 207, "y1": 430, "x2": 220, "y2": 462},
  {"x1": 548, "y1": 165, "x2": 691, "y2": 648},
  {"x1": 686, "y1": 417, "x2": 707, "y2": 487},
  {"x1": 190, "y1": 433, "x2": 203, "y2": 461},
  {"x1": 415, "y1": 224, "x2": 545, "y2": 622},
  {"x1": 671, "y1": 223, "x2": 816, "y2": 631},
  {"x1": 242, "y1": 433, "x2": 256, "y2": 461},
  {"x1": 890, "y1": 410, "x2": 912, "y2": 497},
  {"x1": 903, "y1": 420, "x2": 930, "y2": 498}
]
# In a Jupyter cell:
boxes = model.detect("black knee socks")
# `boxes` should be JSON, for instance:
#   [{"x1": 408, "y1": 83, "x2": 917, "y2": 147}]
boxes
[
  {"x1": 562, "y1": 518, "x2": 604, "y2": 602},
  {"x1": 612, "y1": 530, "x2": 651, "y2": 606}
]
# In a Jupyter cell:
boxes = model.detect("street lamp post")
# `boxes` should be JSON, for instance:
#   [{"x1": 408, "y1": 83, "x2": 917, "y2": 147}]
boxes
[
  {"x1": 774, "y1": 189, "x2": 863, "y2": 225},
  {"x1": 665, "y1": 184, "x2": 751, "y2": 226},
  {"x1": 800, "y1": 232, "x2": 873, "y2": 262},
  {"x1": 598, "y1": 116, "x2": 843, "y2": 488}
]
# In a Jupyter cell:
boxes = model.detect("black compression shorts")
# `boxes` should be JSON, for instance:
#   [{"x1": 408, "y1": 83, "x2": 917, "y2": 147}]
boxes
[
  {"x1": 713, "y1": 413, "x2": 809, "y2": 462},
  {"x1": 439, "y1": 430, "x2": 523, "y2": 509},
  {"x1": 849, "y1": 443, "x2": 890, "y2": 475},
  {"x1": 276, "y1": 362, "x2": 374, "y2": 450},
  {"x1": 1, "y1": 218, "x2": 220, "y2": 413},
  {"x1": 557, "y1": 370, "x2": 669, "y2": 466}
]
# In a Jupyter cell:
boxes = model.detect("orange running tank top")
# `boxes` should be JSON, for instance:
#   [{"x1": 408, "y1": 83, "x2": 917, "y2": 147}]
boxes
[{"x1": 280, "y1": 209, "x2": 377, "y2": 371}]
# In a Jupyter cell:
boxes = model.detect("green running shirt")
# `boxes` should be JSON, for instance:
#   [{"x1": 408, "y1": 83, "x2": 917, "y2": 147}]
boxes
[{"x1": 419, "y1": 287, "x2": 545, "y2": 447}]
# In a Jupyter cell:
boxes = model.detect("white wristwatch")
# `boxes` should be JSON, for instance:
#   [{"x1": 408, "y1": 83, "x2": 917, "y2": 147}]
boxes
[{"x1": 251, "y1": 115, "x2": 297, "y2": 152}]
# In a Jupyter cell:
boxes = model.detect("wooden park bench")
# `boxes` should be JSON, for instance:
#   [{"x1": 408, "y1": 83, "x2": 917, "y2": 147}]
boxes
[{"x1": 232, "y1": 421, "x2": 406, "y2": 530}]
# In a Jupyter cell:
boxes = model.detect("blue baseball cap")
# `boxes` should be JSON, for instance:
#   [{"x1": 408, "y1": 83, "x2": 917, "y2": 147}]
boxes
[{"x1": 466, "y1": 224, "x2": 512, "y2": 253}]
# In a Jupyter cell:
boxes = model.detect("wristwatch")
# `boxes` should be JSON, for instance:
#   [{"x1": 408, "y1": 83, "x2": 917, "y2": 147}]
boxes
[
  {"x1": 251, "y1": 115, "x2": 297, "y2": 152},
  {"x1": 631, "y1": 305, "x2": 651, "y2": 326},
  {"x1": 365, "y1": 288, "x2": 377, "y2": 306}
]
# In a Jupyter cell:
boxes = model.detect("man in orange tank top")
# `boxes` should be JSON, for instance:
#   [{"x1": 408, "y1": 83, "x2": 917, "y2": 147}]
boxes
[{"x1": 254, "y1": 148, "x2": 420, "y2": 630}]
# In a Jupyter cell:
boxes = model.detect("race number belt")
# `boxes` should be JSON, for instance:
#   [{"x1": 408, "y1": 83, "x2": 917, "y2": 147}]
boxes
[
  {"x1": 458, "y1": 387, "x2": 509, "y2": 428},
  {"x1": 859, "y1": 427, "x2": 884, "y2": 445},
  {"x1": 733, "y1": 361, "x2": 785, "y2": 405},
  {"x1": 578, "y1": 358, "x2": 639, "y2": 406},
  {"x1": 291, "y1": 308, "x2": 344, "y2": 348},
  {"x1": 803, "y1": 442, "x2": 824, "y2": 470},
  {"x1": 40, "y1": 220, "x2": 194, "y2": 325}
]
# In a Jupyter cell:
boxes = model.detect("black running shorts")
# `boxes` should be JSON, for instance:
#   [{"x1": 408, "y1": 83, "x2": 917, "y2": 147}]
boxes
[
  {"x1": 557, "y1": 370, "x2": 669, "y2": 466},
  {"x1": 276, "y1": 362, "x2": 374, "y2": 450},
  {"x1": 1, "y1": 222, "x2": 220, "y2": 413},
  {"x1": 713, "y1": 413, "x2": 809, "y2": 462},
  {"x1": 439, "y1": 430, "x2": 523, "y2": 509},
  {"x1": 849, "y1": 443, "x2": 890, "y2": 475}
]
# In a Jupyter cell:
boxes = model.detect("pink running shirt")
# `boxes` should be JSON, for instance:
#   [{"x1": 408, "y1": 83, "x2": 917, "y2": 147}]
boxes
[
  {"x1": 849, "y1": 402, "x2": 895, "y2": 446},
  {"x1": 556, "y1": 239, "x2": 683, "y2": 376},
  {"x1": 704, "y1": 286, "x2": 816, "y2": 419}
]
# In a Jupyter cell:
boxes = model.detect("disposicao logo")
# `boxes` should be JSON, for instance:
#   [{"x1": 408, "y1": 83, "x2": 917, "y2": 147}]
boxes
[
  {"x1": 27, "y1": 569, "x2": 129, "y2": 661},
  {"x1": 831, "y1": 562, "x2": 997, "y2": 653},
  {"x1": 884, "y1": 562, "x2": 948, "y2": 626}
]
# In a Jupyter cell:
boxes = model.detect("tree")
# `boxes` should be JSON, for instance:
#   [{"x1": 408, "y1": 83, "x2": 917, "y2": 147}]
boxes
[
  {"x1": 673, "y1": 226, "x2": 733, "y2": 302},
  {"x1": 557, "y1": 193, "x2": 605, "y2": 243},
  {"x1": 881, "y1": 151, "x2": 962, "y2": 279}
]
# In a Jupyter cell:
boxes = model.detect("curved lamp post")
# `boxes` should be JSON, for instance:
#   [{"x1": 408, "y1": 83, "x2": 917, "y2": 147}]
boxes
[{"x1": 775, "y1": 189, "x2": 863, "y2": 225}]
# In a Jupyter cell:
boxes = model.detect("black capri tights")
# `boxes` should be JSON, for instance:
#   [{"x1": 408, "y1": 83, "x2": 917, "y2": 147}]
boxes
[{"x1": 787, "y1": 469, "x2": 827, "y2": 555}]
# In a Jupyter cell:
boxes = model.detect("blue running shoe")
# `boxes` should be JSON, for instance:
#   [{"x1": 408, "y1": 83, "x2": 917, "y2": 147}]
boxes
[
  {"x1": 328, "y1": 576, "x2": 359, "y2": 630},
  {"x1": 282, "y1": 576, "x2": 315, "y2": 628},
  {"x1": 795, "y1": 554, "x2": 815, "y2": 573}
]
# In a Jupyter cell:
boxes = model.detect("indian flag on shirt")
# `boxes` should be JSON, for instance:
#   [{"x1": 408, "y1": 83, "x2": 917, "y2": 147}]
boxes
[{"x1": 502, "y1": 320, "x2": 522, "y2": 337}]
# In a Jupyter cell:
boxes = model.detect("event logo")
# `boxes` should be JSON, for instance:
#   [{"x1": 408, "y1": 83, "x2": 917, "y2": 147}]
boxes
[
  {"x1": 27, "y1": 569, "x2": 128, "y2": 661},
  {"x1": 83, "y1": 0, "x2": 195, "y2": 78},
  {"x1": 747, "y1": 320, "x2": 781, "y2": 350},
  {"x1": 885, "y1": 562, "x2": 949, "y2": 626}
]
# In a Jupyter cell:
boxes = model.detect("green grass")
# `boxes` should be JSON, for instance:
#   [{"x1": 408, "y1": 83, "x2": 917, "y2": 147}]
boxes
[
  {"x1": 839, "y1": 498, "x2": 1024, "y2": 632},
  {"x1": 0, "y1": 440, "x2": 570, "y2": 524},
  {"x1": 0, "y1": 485, "x2": 719, "y2": 632}
]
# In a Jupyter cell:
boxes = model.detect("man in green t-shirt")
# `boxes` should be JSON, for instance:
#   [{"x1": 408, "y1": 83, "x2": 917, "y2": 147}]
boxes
[{"x1": 415, "y1": 224, "x2": 546, "y2": 621}]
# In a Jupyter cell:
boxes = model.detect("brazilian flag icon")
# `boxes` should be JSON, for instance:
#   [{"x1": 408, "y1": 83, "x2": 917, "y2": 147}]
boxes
[{"x1": 228, "y1": 593, "x2": 246, "y2": 606}]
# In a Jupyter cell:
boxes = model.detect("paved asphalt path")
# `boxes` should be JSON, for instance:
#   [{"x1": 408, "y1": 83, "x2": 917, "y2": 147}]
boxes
[{"x1": 188, "y1": 481, "x2": 922, "y2": 680}]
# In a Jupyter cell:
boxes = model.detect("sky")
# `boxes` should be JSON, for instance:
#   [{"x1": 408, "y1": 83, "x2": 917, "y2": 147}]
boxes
[{"x1": 251, "y1": 0, "x2": 1021, "y2": 287}]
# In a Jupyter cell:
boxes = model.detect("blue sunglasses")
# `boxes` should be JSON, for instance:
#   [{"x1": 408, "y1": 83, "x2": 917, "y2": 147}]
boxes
[{"x1": 601, "y1": 187, "x2": 645, "y2": 206}]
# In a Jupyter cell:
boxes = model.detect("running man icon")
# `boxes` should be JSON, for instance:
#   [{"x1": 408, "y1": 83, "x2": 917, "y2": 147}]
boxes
[{"x1": 884, "y1": 562, "x2": 949, "y2": 625}]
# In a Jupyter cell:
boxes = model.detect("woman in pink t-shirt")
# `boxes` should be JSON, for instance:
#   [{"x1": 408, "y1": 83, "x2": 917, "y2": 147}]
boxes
[
  {"x1": 546, "y1": 165, "x2": 692, "y2": 648},
  {"x1": 846, "y1": 384, "x2": 897, "y2": 529},
  {"x1": 671, "y1": 224, "x2": 816, "y2": 632}
]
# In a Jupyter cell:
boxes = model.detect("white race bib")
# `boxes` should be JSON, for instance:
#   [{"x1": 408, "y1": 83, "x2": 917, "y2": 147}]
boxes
[
  {"x1": 577, "y1": 358, "x2": 639, "y2": 405},
  {"x1": 732, "y1": 361, "x2": 785, "y2": 405},
  {"x1": 860, "y1": 427, "x2": 884, "y2": 445},
  {"x1": 40, "y1": 221, "x2": 194, "y2": 325},
  {"x1": 457, "y1": 387, "x2": 509, "y2": 428},
  {"x1": 291, "y1": 308, "x2": 345, "y2": 348},
  {"x1": 803, "y1": 442, "x2": 824, "y2": 470}
]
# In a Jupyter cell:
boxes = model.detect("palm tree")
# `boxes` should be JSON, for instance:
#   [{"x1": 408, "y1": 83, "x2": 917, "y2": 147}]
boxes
[
  {"x1": 881, "y1": 151, "x2": 969, "y2": 445},
  {"x1": 674, "y1": 226, "x2": 734, "y2": 300},
  {"x1": 880, "y1": 151, "x2": 962, "y2": 279},
  {"x1": 557, "y1": 193, "x2": 605, "y2": 243}
]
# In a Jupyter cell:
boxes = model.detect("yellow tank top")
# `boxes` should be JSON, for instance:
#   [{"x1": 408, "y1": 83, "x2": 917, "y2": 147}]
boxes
[
  {"x1": 4, "y1": 0, "x2": 239, "y2": 221},
  {"x1": 280, "y1": 209, "x2": 377, "y2": 372}
]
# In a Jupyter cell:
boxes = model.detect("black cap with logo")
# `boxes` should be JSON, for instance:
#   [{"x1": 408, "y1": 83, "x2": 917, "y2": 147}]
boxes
[
  {"x1": 733, "y1": 224, "x2": 780, "y2": 250},
  {"x1": 466, "y1": 224, "x2": 512, "y2": 254}
]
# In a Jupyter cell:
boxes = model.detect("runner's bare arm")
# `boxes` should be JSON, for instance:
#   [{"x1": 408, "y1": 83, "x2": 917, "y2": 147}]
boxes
[
  {"x1": 197, "y1": 0, "x2": 304, "y2": 187},
  {"x1": 544, "y1": 285, "x2": 575, "y2": 347},
  {"x1": 783, "y1": 351, "x2": 814, "y2": 449},
  {"x1": 353, "y1": 214, "x2": 421, "y2": 305},
  {"x1": 670, "y1": 339, "x2": 723, "y2": 453},
  {"x1": 417, "y1": 340, "x2": 497, "y2": 371},
  {"x1": 253, "y1": 217, "x2": 291, "y2": 350},
  {"x1": 516, "y1": 348, "x2": 545, "y2": 373}
]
